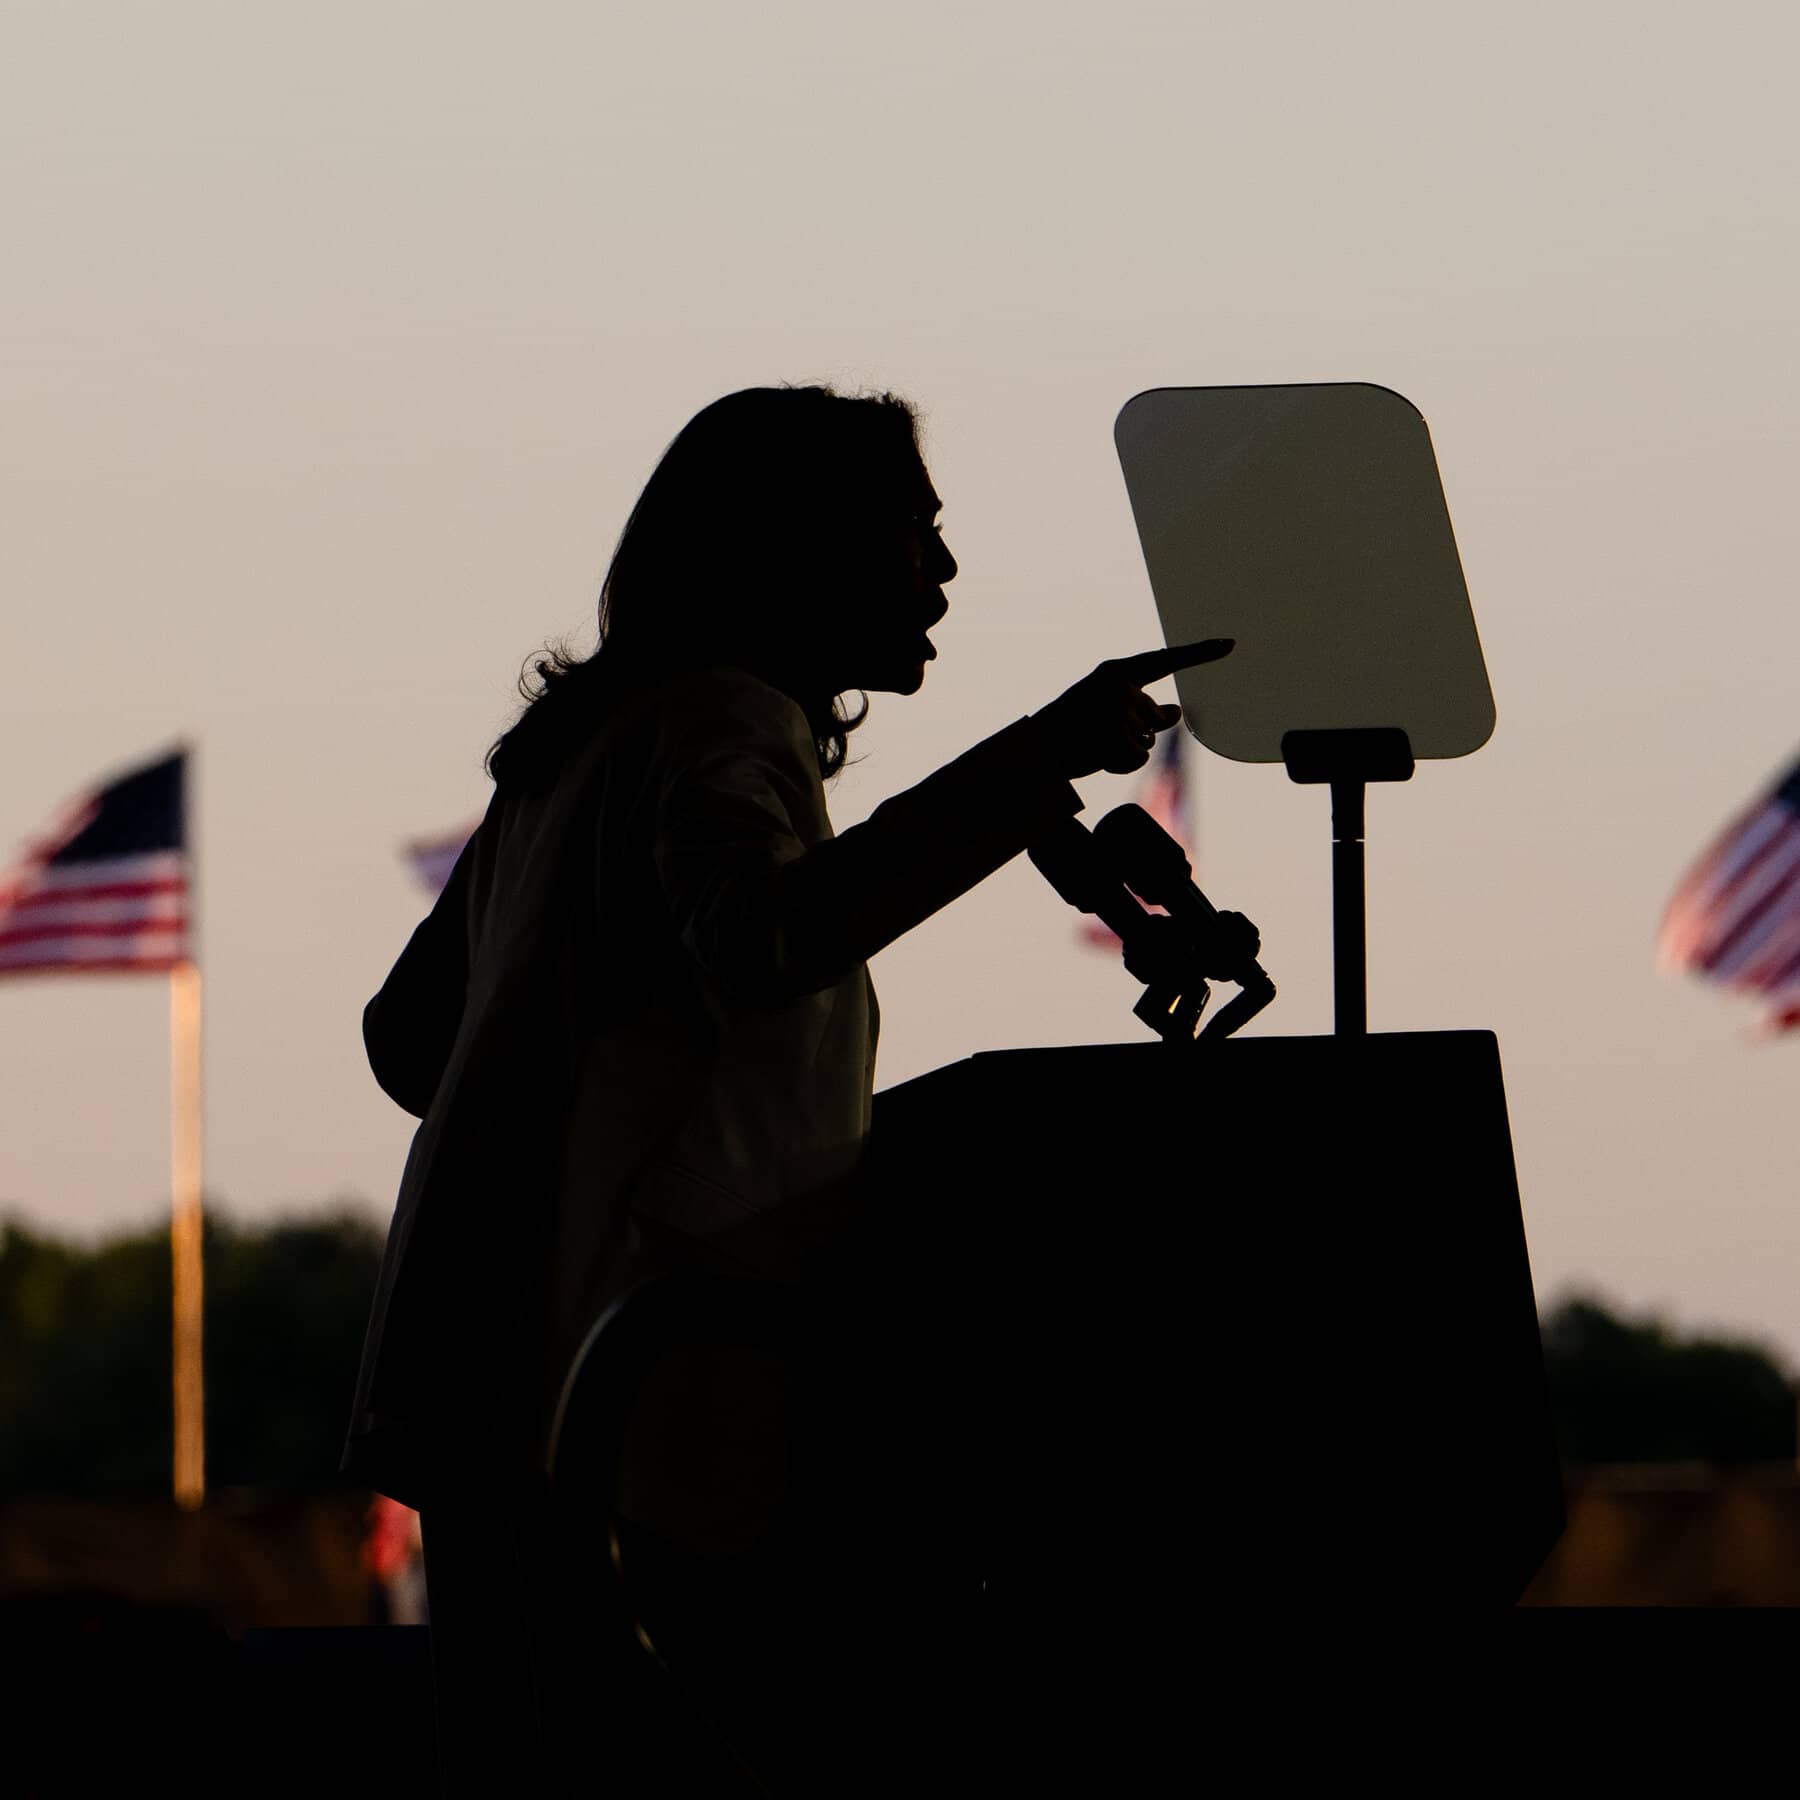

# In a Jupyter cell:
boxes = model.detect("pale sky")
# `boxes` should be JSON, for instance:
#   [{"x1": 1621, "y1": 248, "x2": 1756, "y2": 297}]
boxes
[{"x1": 4, "y1": 4, "x2": 1798, "y2": 1359}]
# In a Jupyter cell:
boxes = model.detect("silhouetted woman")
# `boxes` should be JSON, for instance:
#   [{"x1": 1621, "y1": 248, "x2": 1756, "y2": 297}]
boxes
[{"x1": 347, "y1": 385, "x2": 1227, "y2": 1791}]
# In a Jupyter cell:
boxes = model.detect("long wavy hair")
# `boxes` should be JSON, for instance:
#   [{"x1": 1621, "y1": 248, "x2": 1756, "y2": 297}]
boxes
[{"x1": 488, "y1": 384, "x2": 923, "y2": 791}]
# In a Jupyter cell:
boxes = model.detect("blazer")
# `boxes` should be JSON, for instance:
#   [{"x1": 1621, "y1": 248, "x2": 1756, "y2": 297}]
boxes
[{"x1": 345, "y1": 664, "x2": 1081, "y2": 1511}]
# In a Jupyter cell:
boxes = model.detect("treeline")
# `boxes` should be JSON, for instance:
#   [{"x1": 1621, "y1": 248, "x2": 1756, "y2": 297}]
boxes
[
  {"x1": 1540, "y1": 1294, "x2": 1796, "y2": 1466},
  {"x1": 1, "y1": 1212, "x2": 1795, "y2": 1495},
  {"x1": 0, "y1": 1208, "x2": 384, "y2": 1496}
]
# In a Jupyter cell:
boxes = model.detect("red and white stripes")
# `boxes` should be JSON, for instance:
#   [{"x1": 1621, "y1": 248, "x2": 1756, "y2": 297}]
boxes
[
  {"x1": 0, "y1": 847, "x2": 189, "y2": 974},
  {"x1": 1660, "y1": 770, "x2": 1800, "y2": 1034}
]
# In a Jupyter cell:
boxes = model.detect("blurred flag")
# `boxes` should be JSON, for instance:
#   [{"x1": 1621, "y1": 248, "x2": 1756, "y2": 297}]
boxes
[
  {"x1": 0, "y1": 749, "x2": 189, "y2": 976},
  {"x1": 362, "y1": 1493, "x2": 427, "y2": 1625},
  {"x1": 1081, "y1": 728, "x2": 1189, "y2": 950},
  {"x1": 403, "y1": 823, "x2": 475, "y2": 896},
  {"x1": 1659, "y1": 751, "x2": 1800, "y2": 1033}
]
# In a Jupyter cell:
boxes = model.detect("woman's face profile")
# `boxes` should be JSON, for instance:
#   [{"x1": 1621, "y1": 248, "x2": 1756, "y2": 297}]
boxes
[{"x1": 829, "y1": 460, "x2": 958, "y2": 698}]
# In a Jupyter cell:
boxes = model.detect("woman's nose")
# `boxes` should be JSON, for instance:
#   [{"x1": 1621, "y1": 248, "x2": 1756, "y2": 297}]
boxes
[{"x1": 929, "y1": 532, "x2": 958, "y2": 583}]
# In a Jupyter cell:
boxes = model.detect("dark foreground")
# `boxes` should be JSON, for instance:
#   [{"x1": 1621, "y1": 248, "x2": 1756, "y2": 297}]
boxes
[{"x1": 5, "y1": 1608, "x2": 1800, "y2": 1797}]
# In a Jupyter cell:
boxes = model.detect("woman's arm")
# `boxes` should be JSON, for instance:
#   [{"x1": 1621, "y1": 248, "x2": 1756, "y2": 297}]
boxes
[
  {"x1": 651, "y1": 673, "x2": 1080, "y2": 1008},
  {"x1": 363, "y1": 830, "x2": 481, "y2": 1117}
]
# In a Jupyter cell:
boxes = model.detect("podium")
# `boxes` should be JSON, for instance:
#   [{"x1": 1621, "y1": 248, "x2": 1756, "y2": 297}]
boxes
[{"x1": 871, "y1": 1030, "x2": 1564, "y2": 1608}]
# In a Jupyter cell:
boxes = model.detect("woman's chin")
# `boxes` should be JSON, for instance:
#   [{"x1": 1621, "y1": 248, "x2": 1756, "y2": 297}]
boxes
[{"x1": 860, "y1": 661, "x2": 928, "y2": 697}]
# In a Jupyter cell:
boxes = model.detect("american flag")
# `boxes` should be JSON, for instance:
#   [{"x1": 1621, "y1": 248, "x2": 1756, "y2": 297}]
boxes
[
  {"x1": 1659, "y1": 751, "x2": 1800, "y2": 1034},
  {"x1": 1082, "y1": 728, "x2": 1190, "y2": 950},
  {"x1": 403, "y1": 822, "x2": 476, "y2": 897},
  {"x1": 0, "y1": 749, "x2": 189, "y2": 976}
]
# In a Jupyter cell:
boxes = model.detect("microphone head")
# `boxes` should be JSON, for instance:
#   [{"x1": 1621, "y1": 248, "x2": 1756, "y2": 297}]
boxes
[{"x1": 1093, "y1": 803, "x2": 1192, "y2": 900}]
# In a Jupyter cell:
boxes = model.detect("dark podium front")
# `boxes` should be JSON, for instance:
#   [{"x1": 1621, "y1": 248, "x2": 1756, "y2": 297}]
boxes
[{"x1": 871, "y1": 1030, "x2": 1563, "y2": 1608}]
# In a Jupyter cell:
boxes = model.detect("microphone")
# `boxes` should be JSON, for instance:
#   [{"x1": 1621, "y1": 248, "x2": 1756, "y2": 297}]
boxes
[
  {"x1": 1091, "y1": 805, "x2": 1245, "y2": 970},
  {"x1": 1028, "y1": 818, "x2": 1204, "y2": 1039},
  {"x1": 1028, "y1": 818, "x2": 1151, "y2": 947},
  {"x1": 1091, "y1": 804, "x2": 1277, "y2": 1038}
]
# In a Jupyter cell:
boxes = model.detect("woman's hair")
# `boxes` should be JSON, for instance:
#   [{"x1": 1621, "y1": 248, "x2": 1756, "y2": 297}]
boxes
[{"x1": 488, "y1": 384, "x2": 923, "y2": 790}]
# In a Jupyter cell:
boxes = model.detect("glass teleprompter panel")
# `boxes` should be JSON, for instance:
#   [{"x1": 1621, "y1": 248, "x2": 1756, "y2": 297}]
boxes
[{"x1": 1114, "y1": 383, "x2": 1495, "y2": 764}]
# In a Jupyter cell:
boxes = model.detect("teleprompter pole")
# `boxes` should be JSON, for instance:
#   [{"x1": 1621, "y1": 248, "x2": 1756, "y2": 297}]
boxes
[
  {"x1": 1282, "y1": 728, "x2": 1412, "y2": 1041},
  {"x1": 1330, "y1": 779, "x2": 1367, "y2": 1036}
]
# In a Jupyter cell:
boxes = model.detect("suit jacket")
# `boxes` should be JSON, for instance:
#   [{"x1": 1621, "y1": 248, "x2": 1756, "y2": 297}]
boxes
[{"x1": 345, "y1": 664, "x2": 1080, "y2": 1511}]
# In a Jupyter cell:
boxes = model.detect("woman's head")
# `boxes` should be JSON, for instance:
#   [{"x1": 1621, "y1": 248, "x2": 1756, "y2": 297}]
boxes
[
  {"x1": 600, "y1": 384, "x2": 954, "y2": 694},
  {"x1": 490, "y1": 383, "x2": 956, "y2": 789}
]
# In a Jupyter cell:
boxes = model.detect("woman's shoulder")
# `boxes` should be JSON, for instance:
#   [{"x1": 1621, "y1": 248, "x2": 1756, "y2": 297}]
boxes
[
  {"x1": 644, "y1": 663, "x2": 815, "y2": 760},
  {"x1": 679, "y1": 662, "x2": 805, "y2": 715}
]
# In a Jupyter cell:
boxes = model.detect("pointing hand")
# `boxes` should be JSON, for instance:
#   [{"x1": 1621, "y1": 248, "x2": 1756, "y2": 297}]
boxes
[{"x1": 1031, "y1": 639, "x2": 1233, "y2": 778}]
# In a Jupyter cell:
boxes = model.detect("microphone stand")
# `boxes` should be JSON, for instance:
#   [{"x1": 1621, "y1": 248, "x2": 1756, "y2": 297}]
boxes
[
  {"x1": 1028, "y1": 816, "x2": 1274, "y2": 1045},
  {"x1": 1089, "y1": 805, "x2": 1277, "y2": 1044}
]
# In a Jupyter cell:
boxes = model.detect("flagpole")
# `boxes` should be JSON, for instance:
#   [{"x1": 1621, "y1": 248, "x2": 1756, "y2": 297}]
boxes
[
  {"x1": 0, "y1": 741, "x2": 202, "y2": 1504},
  {"x1": 170, "y1": 958, "x2": 205, "y2": 1509}
]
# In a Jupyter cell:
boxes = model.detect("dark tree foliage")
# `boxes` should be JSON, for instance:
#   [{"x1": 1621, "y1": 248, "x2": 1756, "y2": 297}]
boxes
[
  {"x1": 0, "y1": 1208, "x2": 384, "y2": 1497},
  {"x1": 0, "y1": 1218, "x2": 172, "y2": 1494},
  {"x1": 1541, "y1": 1293, "x2": 1797, "y2": 1467},
  {"x1": 201, "y1": 1210, "x2": 386, "y2": 1492}
]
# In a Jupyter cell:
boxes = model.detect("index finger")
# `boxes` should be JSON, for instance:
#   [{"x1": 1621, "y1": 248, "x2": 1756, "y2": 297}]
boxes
[{"x1": 1112, "y1": 638, "x2": 1235, "y2": 683}]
